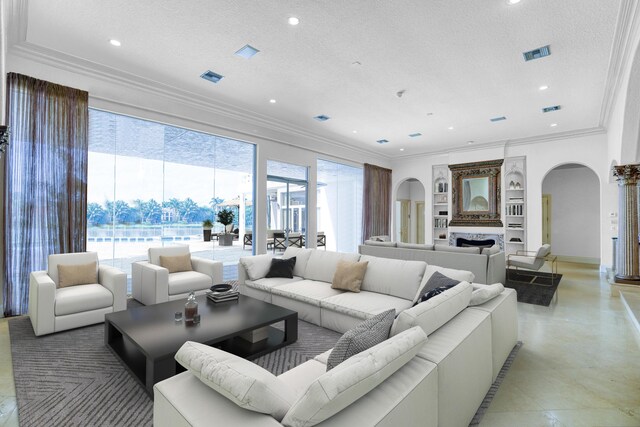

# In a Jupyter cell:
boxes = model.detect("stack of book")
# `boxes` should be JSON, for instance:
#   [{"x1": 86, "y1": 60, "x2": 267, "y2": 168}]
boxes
[{"x1": 207, "y1": 287, "x2": 239, "y2": 303}]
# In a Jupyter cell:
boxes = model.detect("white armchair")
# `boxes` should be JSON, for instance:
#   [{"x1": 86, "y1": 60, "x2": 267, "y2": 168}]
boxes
[
  {"x1": 28, "y1": 252, "x2": 127, "y2": 336},
  {"x1": 131, "y1": 246, "x2": 223, "y2": 306}
]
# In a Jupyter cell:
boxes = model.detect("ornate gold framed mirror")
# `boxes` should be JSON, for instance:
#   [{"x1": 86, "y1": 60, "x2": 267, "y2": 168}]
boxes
[{"x1": 449, "y1": 159, "x2": 503, "y2": 227}]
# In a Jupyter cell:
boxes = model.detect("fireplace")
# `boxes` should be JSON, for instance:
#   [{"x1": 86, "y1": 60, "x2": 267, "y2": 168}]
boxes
[{"x1": 448, "y1": 233, "x2": 504, "y2": 250}]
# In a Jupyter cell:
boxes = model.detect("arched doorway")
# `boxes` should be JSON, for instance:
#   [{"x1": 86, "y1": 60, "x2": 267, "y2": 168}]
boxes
[
  {"x1": 541, "y1": 164, "x2": 601, "y2": 264},
  {"x1": 395, "y1": 178, "x2": 426, "y2": 243}
]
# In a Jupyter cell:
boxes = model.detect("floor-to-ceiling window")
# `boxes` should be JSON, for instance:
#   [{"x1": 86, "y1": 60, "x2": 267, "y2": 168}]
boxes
[
  {"x1": 317, "y1": 159, "x2": 363, "y2": 252},
  {"x1": 87, "y1": 109, "x2": 255, "y2": 289}
]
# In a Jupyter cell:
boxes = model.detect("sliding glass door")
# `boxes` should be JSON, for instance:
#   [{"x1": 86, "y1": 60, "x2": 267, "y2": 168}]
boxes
[{"x1": 267, "y1": 161, "x2": 308, "y2": 251}]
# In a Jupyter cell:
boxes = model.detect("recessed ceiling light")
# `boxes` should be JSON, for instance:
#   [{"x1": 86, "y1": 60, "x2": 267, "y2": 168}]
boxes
[
  {"x1": 467, "y1": 141, "x2": 475, "y2": 145},
  {"x1": 508, "y1": 0, "x2": 521, "y2": 4},
  {"x1": 400, "y1": 148, "x2": 405, "y2": 152},
  {"x1": 352, "y1": 130, "x2": 357, "y2": 134},
  {"x1": 288, "y1": 17, "x2": 300, "y2": 26},
  {"x1": 269, "y1": 99, "x2": 277, "y2": 104},
  {"x1": 550, "y1": 123, "x2": 558, "y2": 127},
  {"x1": 109, "y1": 39, "x2": 121, "y2": 47},
  {"x1": 539, "y1": 85, "x2": 549, "y2": 91},
  {"x1": 448, "y1": 126, "x2": 454, "y2": 130}
]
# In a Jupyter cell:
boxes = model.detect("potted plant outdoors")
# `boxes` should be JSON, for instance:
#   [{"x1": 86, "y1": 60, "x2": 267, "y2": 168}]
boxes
[
  {"x1": 216, "y1": 208, "x2": 235, "y2": 246},
  {"x1": 202, "y1": 219, "x2": 214, "y2": 242}
]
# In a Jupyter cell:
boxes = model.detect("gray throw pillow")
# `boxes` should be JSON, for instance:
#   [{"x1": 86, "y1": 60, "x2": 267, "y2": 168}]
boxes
[
  {"x1": 416, "y1": 271, "x2": 460, "y2": 305},
  {"x1": 326, "y1": 309, "x2": 395, "y2": 371}
]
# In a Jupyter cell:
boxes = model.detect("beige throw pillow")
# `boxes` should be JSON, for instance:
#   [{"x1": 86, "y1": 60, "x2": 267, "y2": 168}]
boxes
[
  {"x1": 57, "y1": 262, "x2": 98, "y2": 288},
  {"x1": 159, "y1": 253, "x2": 193, "y2": 273},
  {"x1": 331, "y1": 260, "x2": 369, "y2": 292}
]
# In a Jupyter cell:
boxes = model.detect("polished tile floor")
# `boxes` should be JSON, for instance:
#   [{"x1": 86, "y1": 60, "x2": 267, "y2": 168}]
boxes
[{"x1": 0, "y1": 262, "x2": 638, "y2": 427}]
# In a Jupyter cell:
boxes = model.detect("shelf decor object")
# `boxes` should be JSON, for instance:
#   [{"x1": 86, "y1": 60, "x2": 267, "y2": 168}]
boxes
[
  {"x1": 432, "y1": 164, "x2": 449, "y2": 244},
  {"x1": 449, "y1": 159, "x2": 503, "y2": 227},
  {"x1": 504, "y1": 156, "x2": 527, "y2": 255}
]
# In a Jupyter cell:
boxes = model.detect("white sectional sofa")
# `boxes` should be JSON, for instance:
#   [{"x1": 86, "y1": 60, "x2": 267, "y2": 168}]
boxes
[
  {"x1": 154, "y1": 248, "x2": 518, "y2": 427},
  {"x1": 359, "y1": 241, "x2": 506, "y2": 285}
]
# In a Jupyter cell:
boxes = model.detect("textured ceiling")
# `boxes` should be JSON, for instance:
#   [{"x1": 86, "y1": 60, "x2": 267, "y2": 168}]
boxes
[{"x1": 24, "y1": 0, "x2": 621, "y2": 157}]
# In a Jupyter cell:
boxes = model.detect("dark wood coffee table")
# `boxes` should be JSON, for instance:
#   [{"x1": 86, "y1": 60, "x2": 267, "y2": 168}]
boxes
[{"x1": 104, "y1": 295, "x2": 297, "y2": 395}]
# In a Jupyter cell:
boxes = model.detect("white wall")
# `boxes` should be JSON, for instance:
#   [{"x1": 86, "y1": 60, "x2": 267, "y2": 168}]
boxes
[
  {"x1": 542, "y1": 166, "x2": 600, "y2": 261},
  {"x1": 606, "y1": 1, "x2": 640, "y2": 165},
  {"x1": 392, "y1": 132, "x2": 616, "y2": 269}
]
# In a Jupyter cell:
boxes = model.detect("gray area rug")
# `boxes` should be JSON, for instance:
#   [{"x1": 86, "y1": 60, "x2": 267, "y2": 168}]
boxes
[{"x1": 9, "y1": 306, "x2": 520, "y2": 427}]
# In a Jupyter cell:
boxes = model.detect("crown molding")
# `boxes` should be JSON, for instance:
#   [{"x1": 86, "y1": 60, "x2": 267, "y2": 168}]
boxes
[
  {"x1": 599, "y1": 0, "x2": 640, "y2": 127},
  {"x1": 10, "y1": 41, "x2": 391, "y2": 164},
  {"x1": 392, "y1": 127, "x2": 607, "y2": 161}
]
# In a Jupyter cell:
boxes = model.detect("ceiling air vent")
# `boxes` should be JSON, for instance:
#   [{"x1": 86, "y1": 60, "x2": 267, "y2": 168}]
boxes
[
  {"x1": 542, "y1": 105, "x2": 561, "y2": 113},
  {"x1": 376, "y1": 139, "x2": 389, "y2": 144},
  {"x1": 313, "y1": 115, "x2": 330, "y2": 121},
  {"x1": 200, "y1": 70, "x2": 224, "y2": 84},
  {"x1": 235, "y1": 44, "x2": 260, "y2": 59},
  {"x1": 490, "y1": 116, "x2": 507, "y2": 122},
  {"x1": 409, "y1": 133, "x2": 422, "y2": 137},
  {"x1": 523, "y1": 45, "x2": 551, "y2": 61}
]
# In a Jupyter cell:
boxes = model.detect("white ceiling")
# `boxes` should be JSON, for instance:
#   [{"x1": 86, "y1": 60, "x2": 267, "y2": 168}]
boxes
[{"x1": 22, "y1": 0, "x2": 622, "y2": 157}]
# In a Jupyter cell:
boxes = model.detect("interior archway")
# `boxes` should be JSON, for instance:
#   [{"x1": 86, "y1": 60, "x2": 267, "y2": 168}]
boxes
[
  {"x1": 395, "y1": 178, "x2": 426, "y2": 243},
  {"x1": 541, "y1": 163, "x2": 601, "y2": 264}
]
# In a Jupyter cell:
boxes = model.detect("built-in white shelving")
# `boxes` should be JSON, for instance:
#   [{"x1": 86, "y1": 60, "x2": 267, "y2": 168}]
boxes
[
  {"x1": 432, "y1": 164, "x2": 449, "y2": 244},
  {"x1": 504, "y1": 156, "x2": 526, "y2": 255}
]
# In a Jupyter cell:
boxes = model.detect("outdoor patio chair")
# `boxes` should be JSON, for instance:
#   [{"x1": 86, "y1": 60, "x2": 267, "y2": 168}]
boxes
[
  {"x1": 317, "y1": 231, "x2": 326, "y2": 249},
  {"x1": 243, "y1": 231, "x2": 252, "y2": 250},
  {"x1": 132, "y1": 246, "x2": 223, "y2": 305},
  {"x1": 273, "y1": 232, "x2": 287, "y2": 253},
  {"x1": 28, "y1": 251, "x2": 127, "y2": 336}
]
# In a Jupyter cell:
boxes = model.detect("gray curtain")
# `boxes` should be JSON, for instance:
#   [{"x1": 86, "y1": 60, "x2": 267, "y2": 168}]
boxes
[
  {"x1": 3, "y1": 73, "x2": 89, "y2": 316},
  {"x1": 362, "y1": 163, "x2": 392, "y2": 241}
]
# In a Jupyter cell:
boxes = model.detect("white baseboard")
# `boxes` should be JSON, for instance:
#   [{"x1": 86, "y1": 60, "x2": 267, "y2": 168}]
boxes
[{"x1": 556, "y1": 255, "x2": 600, "y2": 265}]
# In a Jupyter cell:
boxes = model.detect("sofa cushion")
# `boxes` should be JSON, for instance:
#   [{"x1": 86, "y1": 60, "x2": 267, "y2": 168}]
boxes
[
  {"x1": 159, "y1": 253, "x2": 193, "y2": 273},
  {"x1": 413, "y1": 265, "x2": 475, "y2": 304},
  {"x1": 434, "y1": 244, "x2": 481, "y2": 254},
  {"x1": 397, "y1": 242, "x2": 434, "y2": 250},
  {"x1": 277, "y1": 360, "x2": 327, "y2": 397},
  {"x1": 469, "y1": 283, "x2": 505, "y2": 306},
  {"x1": 57, "y1": 261, "x2": 98, "y2": 288},
  {"x1": 48, "y1": 252, "x2": 98, "y2": 287},
  {"x1": 417, "y1": 271, "x2": 461, "y2": 303},
  {"x1": 481, "y1": 244, "x2": 500, "y2": 256},
  {"x1": 271, "y1": 280, "x2": 344, "y2": 307},
  {"x1": 391, "y1": 281, "x2": 473, "y2": 337},
  {"x1": 240, "y1": 254, "x2": 274, "y2": 281},
  {"x1": 266, "y1": 257, "x2": 296, "y2": 279},
  {"x1": 148, "y1": 246, "x2": 190, "y2": 266},
  {"x1": 304, "y1": 251, "x2": 360, "y2": 283},
  {"x1": 321, "y1": 291, "x2": 413, "y2": 321},
  {"x1": 282, "y1": 247, "x2": 312, "y2": 278},
  {"x1": 245, "y1": 277, "x2": 303, "y2": 293},
  {"x1": 168, "y1": 271, "x2": 212, "y2": 295},
  {"x1": 175, "y1": 341, "x2": 295, "y2": 421},
  {"x1": 363, "y1": 240, "x2": 397, "y2": 247},
  {"x1": 55, "y1": 284, "x2": 113, "y2": 316},
  {"x1": 359, "y1": 255, "x2": 426, "y2": 300},
  {"x1": 327, "y1": 309, "x2": 395, "y2": 370},
  {"x1": 331, "y1": 260, "x2": 368, "y2": 292},
  {"x1": 281, "y1": 327, "x2": 427, "y2": 427}
]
